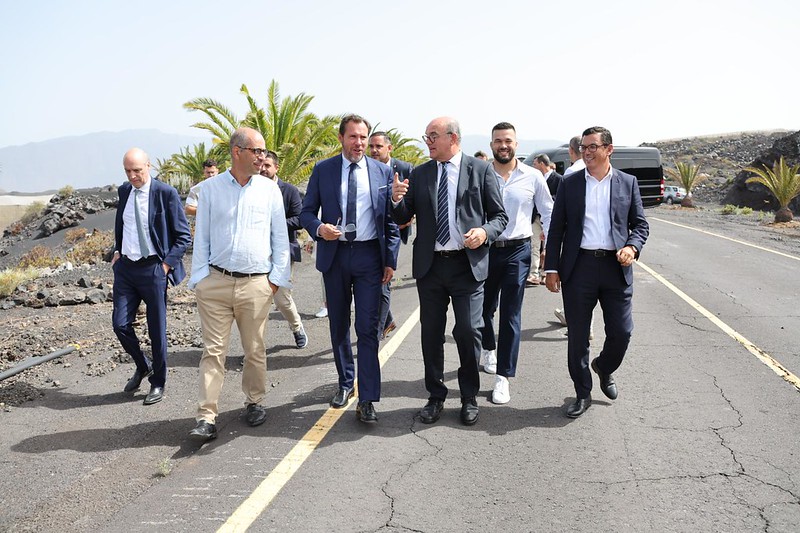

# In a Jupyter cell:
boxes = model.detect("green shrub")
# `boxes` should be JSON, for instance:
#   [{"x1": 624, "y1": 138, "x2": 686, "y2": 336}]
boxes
[
  {"x1": 720, "y1": 204, "x2": 737, "y2": 215},
  {"x1": 66, "y1": 229, "x2": 113, "y2": 265},
  {"x1": 740, "y1": 207, "x2": 753, "y2": 215},
  {"x1": 64, "y1": 227, "x2": 88, "y2": 244},
  {"x1": 20, "y1": 201, "x2": 46, "y2": 224},
  {"x1": 58, "y1": 185, "x2": 75, "y2": 198},
  {"x1": 0, "y1": 267, "x2": 40, "y2": 297},
  {"x1": 18, "y1": 245, "x2": 61, "y2": 269}
]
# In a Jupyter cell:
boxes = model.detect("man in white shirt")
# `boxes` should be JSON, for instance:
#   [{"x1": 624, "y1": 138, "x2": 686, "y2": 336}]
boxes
[
  {"x1": 187, "y1": 127, "x2": 290, "y2": 441},
  {"x1": 184, "y1": 159, "x2": 219, "y2": 217}
]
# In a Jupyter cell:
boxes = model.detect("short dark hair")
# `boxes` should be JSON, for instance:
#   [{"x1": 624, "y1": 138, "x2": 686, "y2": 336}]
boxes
[
  {"x1": 491, "y1": 122, "x2": 516, "y2": 135},
  {"x1": 339, "y1": 114, "x2": 371, "y2": 135},
  {"x1": 568, "y1": 136, "x2": 581, "y2": 153},
  {"x1": 533, "y1": 153, "x2": 551, "y2": 166},
  {"x1": 264, "y1": 150, "x2": 279, "y2": 166},
  {"x1": 369, "y1": 131, "x2": 392, "y2": 145},
  {"x1": 582, "y1": 126, "x2": 613, "y2": 145},
  {"x1": 474, "y1": 150, "x2": 488, "y2": 158},
  {"x1": 203, "y1": 159, "x2": 218, "y2": 168}
]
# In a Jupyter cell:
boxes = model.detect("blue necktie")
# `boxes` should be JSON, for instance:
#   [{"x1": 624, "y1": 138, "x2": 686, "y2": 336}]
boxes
[
  {"x1": 134, "y1": 189, "x2": 150, "y2": 257},
  {"x1": 435, "y1": 162, "x2": 450, "y2": 246},
  {"x1": 346, "y1": 162, "x2": 357, "y2": 241}
]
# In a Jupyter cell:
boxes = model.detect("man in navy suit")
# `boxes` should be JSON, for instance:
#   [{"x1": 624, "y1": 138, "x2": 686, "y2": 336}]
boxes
[
  {"x1": 368, "y1": 131, "x2": 414, "y2": 340},
  {"x1": 391, "y1": 116, "x2": 508, "y2": 426},
  {"x1": 112, "y1": 148, "x2": 191, "y2": 405},
  {"x1": 544, "y1": 126, "x2": 649, "y2": 418},
  {"x1": 301, "y1": 114, "x2": 400, "y2": 424}
]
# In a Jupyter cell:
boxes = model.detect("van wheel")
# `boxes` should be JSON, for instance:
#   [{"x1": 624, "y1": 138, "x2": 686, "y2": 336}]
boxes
[{"x1": 666, "y1": 197, "x2": 674, "y2": 205}]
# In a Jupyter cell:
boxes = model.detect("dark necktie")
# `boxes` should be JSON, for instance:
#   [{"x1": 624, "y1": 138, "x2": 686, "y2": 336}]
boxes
[
  {"x1": 134, "y1": 189, "x2": 150, "y2": 257},
  {"x1": 435, "y1": 162, "x2": 450, "y2": 246},
  {"x1": 346, "y1": 162, "x2": 357, "y2": 241}
]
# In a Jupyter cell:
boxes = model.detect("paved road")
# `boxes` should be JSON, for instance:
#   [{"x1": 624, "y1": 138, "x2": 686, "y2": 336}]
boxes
[{"x1": 2, "y1": 207, "x2": 799, "y2": 532}]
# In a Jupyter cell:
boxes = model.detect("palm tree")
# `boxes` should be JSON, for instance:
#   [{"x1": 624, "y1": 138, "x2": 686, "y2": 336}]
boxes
[
  {"x1": 745, "y1": 157, "x2": 800, "y2": 222},
  {"x1": 665, "y1": 160, "x2": 706, "y2": 207},
  {"x1": 376, "y1": 127, "x2": 427, "y2": 166}
]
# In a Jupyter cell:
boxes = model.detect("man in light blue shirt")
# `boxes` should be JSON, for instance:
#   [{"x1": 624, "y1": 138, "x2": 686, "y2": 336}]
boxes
[{"x1": 188, "y1": 127, "x2": 290, "y2": 442}]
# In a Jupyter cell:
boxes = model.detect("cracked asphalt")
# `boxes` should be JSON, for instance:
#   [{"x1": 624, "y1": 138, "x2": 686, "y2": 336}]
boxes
[{"x1": 2, "y1": 204, "x2": 799, "y2": 532}]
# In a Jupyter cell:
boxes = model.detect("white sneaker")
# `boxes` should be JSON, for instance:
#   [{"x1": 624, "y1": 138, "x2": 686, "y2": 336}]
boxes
[
  {"x1": 492, "y1": 375, "x2": 510, "y2": 404},
  {"x1": 315, "y1": 307, "x2": 328, "y2": 318},
  {"x1": 480, "y1": 349, "x2": 497, "y2": 374},
  {"x1": 554, "y1": 308, "x2": 567, "y2": 327}
]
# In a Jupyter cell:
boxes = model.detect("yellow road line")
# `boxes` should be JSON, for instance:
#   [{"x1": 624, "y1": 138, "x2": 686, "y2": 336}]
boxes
[
  {"x1": 637, "y1": 260, "x2": 800, "y2": 392},
  {"x1": 218, "y1": 307, "x2": 421, "y2": 533},
  {"x1": 650, "y1": 216, "x2": 800, "y2": 261}
]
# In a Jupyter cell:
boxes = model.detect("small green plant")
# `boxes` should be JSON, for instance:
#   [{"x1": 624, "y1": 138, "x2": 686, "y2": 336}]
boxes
[
  {"x1": 720, "y1": 204, "x2": 737, "y2": 215},
  {"x1": 156, "y1": 457, "x2": 172, "y2": 477},
  {"x1": 740, "y1": 207, "x2": 753, "y2": 215},
  {"x1": 20, "y1": 201, "x2": 46, "y2": 225},
  {"x1": 64, "y1": 227, "x2": 88, "y2": 244},
  {"x1": 745, "y1": 157, "x2": 800, "y2": 222},
  {"x1": 18, "y1": 245, "x2": 61, "y2": 269},
  {"x1": 58, "y1": 185, "x2": 74, "y2": 198},
  {"x1": 66, "y1": 229, "x2": 114, "y2": 265},
  {"x1": 0, "y1": 267, "x2": 40, "y2": 297},
  {"x1": 665, "y1": 160, "x2": 707, "y2": 208}
]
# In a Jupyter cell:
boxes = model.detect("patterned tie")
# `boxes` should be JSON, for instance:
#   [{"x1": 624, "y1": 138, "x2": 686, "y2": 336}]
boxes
[
  {"x1": 346, "y1": 162, "x2": 357, "y2": 241},
  {"x1": 133, "y1": 189, "x2": 150, "y2": 257},
  {"x1": 435, "y1": 162, "x2": 450, "y2": 246}
]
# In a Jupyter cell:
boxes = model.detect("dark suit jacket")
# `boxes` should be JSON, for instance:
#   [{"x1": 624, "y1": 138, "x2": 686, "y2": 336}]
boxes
[
  {"x1": 544, "y1": 168, "x2": 649, "y2": 286},
  {"x1": 115, "y1": 178, "x2": 191, "y2": 286},
  {"x1": 300, "y1": 155, "x2": 400, "y2": 274},
  {"x1": 533, "y1": 171, "x2": 563, "y2": 220},
  {"x1": 277, "y1": 178, "x2": 303, "y2": 263},
  {"x1": 389, "y1": 158, "x2": 414, "y2": 244},
  {"x1": 391, "y1": 154, "x2": 508, "y2": 281}
]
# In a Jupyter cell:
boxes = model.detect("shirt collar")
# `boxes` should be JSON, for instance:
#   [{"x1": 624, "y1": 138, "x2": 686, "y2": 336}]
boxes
[
  {"x1": 586, "y1": 165, "x2": 613, "y2": 182},
  {"x1": 342, "y1": 155, "x2": 366, "y2": 171}
]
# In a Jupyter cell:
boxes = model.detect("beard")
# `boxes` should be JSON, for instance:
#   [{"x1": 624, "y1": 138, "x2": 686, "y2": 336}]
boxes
[{"x1": 492, "y1": 150, "x2": 515, "y2": 164}]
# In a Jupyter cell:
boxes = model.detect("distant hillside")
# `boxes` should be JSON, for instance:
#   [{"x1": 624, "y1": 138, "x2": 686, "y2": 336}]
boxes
[{"x1": 0, "y1": 129, "x2": 210, "y2": 193}]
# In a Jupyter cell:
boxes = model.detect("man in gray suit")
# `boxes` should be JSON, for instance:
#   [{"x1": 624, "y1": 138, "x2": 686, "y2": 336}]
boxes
[{"x1": 391, "y1": 116, "x2": 508, "y2": 426}]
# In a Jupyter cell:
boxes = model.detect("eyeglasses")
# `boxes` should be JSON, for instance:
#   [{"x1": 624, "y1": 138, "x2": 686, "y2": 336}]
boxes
[
  {"x1": 422, "y1": 132, "x2": 452, "y2": 144},
  {"x1": 335, "y1": 218, "x2": 356, "y2": 233},
  {"x1": 578, "y1": 143, "x2": 609, "y2": 153},
  {"x1": 237, "y1": 146, "x2": 268, "y2": 157}
]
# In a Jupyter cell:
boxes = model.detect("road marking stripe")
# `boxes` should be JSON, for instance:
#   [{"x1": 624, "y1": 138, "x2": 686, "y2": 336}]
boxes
[
  {"x1": 650, "y1": 216, "x2": 800, "y2": 261},
  {"x1": 217, "y1": 306, "x2": 421, "y2": 533},
  {"x1": 637, "y1": 260, "x2": 800, "y2": 392}
]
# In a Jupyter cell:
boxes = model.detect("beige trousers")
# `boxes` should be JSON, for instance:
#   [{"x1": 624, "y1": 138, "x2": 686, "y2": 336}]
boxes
[
  {"x1": 530, "y1": 215, "x2": 544, "y2": 277},
  {"x1": 195, "y1": 269, "x2": 273, "y2": 423},
  {"x1": 273, "y1": 263, "x2": 301, "y2": 331}
]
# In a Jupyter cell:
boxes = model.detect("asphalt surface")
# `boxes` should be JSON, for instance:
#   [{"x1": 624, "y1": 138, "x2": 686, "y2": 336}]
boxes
[{"x1": 2, "y1": 206, "x2": 800, "y2": 532}]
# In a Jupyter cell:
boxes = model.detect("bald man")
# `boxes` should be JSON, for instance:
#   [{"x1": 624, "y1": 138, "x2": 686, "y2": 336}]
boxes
[{"x1": 112, "y1": 148, "x2": 191, "y2": 405}]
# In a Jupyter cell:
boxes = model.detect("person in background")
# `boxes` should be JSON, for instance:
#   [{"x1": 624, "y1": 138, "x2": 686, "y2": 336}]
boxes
[
  {"x1": 185, "y1": 159, "x2": 219, "y2": 217},
  {"x1": 474, "y1": 150, "x2": 489, "y2": 161},
  {"x1": 527, "y1": 153, "x2": 562, "y2": 286}
]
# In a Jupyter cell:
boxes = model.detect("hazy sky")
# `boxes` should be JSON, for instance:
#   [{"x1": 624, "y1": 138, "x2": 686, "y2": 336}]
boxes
[{"x1": 1, "y1": 0, "x2": 797, "y2": 149}]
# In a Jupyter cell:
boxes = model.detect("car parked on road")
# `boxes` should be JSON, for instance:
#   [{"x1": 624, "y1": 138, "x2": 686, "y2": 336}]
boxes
[{"x1": 663, "y1": 185, "x2": 687, "y2": 204}]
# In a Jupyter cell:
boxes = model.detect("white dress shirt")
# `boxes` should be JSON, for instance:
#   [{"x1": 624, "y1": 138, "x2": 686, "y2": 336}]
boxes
[
  {"x1": 493, "y1": 161, "x2": 553, "y2": 242},
  {"x1": 435, "y1": 151, "x2": 465, "y2": 251},
  {"x1": 189, "y1": 170, "x2": 290, "y2": 289},
  {"x1": 581, "y1": 166, "x2": 615, "y2": 250},
  {"x1": 121, "y1": 179, "x2": 155, "y2": 260},
  {"x1": 564, "y1": 159, "x2": 586, "y2": 176},
  {"x1": 339, "y1": 156, "x2": 377, "y2": 241}
]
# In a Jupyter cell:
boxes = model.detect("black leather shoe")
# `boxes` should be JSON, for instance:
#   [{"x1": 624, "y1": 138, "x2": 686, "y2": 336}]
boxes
[
  {"x1": 330, "y1": 387, "x2": 354, "y2": 408},
  {"x1": 356, "y1": 401, "x2": 378, "y2": 423},
  {"x1": 245, "y1": 403, "x2": 268, "y2": 426},
  {"x1": 460, "y1": 397, "x2": 479, "y2": 426},
  {"x1": 591, "y1": 358, "x2": 618, "y2": 400},
  {"x1": 419, "y1": 399, "x2": 444, "y2": 424},
  {"x1": 123, "y1": 368, "x2": 152, "y2": 392},
  {"x1": 143, "y1": 386, "x2": 163, "y2": 405},
  {"x1": 189, "y1": 420, "x2": 217, "y2": 441},
  {"x1": 566, "y1": 396, "x2": 592, "y2": 418}
]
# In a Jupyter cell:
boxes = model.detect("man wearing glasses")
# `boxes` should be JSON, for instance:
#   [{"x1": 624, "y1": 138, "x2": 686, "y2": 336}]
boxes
[
  {"x1": 544, "y1": 126, "x2": 649, "y2": 418},
  {"x1": 391, "y1": 116, "x2": 507, "y2": 426},
  {"x1": 187, "y1": 127, "x2": 291, "y2": 441},
  {"x1": 300, "y1": 114, "x2": 400, "y2": 424}
]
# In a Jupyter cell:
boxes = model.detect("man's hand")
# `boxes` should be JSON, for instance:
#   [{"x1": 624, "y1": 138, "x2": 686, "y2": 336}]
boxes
[
  {"x1": 318, "y1": 224, "x2": 343, "y2": 241},
  {"x1": 545, "y1": 272, "x2": 561, "y2": 293},
  {"x1": 392, "y1": 172, "x2": 409, "y2": 202},
  {"x1": 269, "y1": 281, "x2": 278, "y2": 294},
  {"x1": 382, "y1": 267, "x2": 394, "y2": 285},
  {"x1": 616, "y1": 245, "x2": 636, "y2": 267},
  {"x1": 399, "y1": 215, "x2": 415, "y2": 230},
  {"x1": 111, "y1": 251, "x2": 120, "y2": 266},
  {"x1": 463, "y1": 228, "x2": 487, "y2": 249},
  {"x1": 162, "y1": 262, "x2": 170, "y2": 276}
]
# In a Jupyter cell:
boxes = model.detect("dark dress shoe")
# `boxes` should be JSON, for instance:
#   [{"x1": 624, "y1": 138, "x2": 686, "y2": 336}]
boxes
[
  {"x1": 245, "y1": 403, "x2": 268, "y2": 426},
  {"x1": 591, "y1": 358, "x2": 618, "y2": 400},
  {"x1": 566, "y1": 396, "x2": 592, "y2": 418},
  {"x1": 123, "y1": 368, "x2": 152, "y2": 392},
  {"x1": 356, "y1": 401, "x2": 378, "y2": 423},
  {"x1": 143, "y1": 386, "x2": 163, "y2": 405},
  {"x1": 189, "y1": 420, "x2": 217, "y2": 441},
  {"x1": 460, "y1": 397, "x2": 479, "y2": 426},
  {"x1": 330, "y1": 387, "x2": 354, "y2": 408},
  {"x1": 419, "y1": 399, "x2": 444, "y2": 424}
]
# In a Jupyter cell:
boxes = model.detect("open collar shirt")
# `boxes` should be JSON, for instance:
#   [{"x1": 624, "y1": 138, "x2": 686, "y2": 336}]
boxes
[
  {"x1": 492, "y1": 160, "x2": 553, "y2": 242},
  {"x1": 581, "y1": 165, "x2": 615, "y2": 250}
]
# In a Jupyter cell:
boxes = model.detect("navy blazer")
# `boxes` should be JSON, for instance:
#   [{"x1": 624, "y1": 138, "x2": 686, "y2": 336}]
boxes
[
  {"x1": 300, "y1": 155, "x2": 401, "y2": 274},
  {"x1": 544, "y1": 168, "x2": 649, "y2": 286},
  {"x1": 277, "y1": 178, "x2": 303, "y2": 263},
  {"x1": 391, "y1": 154, "x2": 508, "y2": 282},
  {"x1": 115, "y1": 178, "x2": 192, "y2": 286},
  {"x1": 389, "y1": 158, "x2": 414, "y2": 244}
]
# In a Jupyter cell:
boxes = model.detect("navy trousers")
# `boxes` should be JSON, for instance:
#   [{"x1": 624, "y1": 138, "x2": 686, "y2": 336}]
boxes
[
  {"x1": 322, "y1": 240, "x2": 383, "y2": 402},
  {"x1": 112, "y1": 256, "x2": 169, "y2": 387},
  {"x1": 562, "y1": 253, "x2": 633, "y2": 398},
  {"x1": 481, "y1": 241, "x2": 531, "y2": 378}
]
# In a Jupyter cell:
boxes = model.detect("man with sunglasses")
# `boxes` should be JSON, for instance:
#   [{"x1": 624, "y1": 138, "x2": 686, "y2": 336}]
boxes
[
  {"x1": 301, "y1": 114, "x2": 400, "y2": 424},
  {"x1": 187, "y1": 127, "x2": 291, "y2": 441},
  {"x1": 544, "y1": 126, "x2": 649, "y2": 418},
  {"x1": 391, "y1": 116, "x2": 507, "y2": 426}
]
